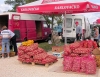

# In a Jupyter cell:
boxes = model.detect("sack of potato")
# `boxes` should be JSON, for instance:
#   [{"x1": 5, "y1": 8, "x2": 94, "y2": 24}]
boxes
[{"x1": 95, "y1": 55, "x2": 100, "y2": 67}]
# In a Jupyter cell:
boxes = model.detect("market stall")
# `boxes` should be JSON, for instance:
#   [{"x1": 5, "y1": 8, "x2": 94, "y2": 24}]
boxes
[
  {"x1": 16, "y1": 0, "x2": 100, "y2": 44},
  {"x1": 16, "y1": 0, "x2": 100, "y2": 75}
]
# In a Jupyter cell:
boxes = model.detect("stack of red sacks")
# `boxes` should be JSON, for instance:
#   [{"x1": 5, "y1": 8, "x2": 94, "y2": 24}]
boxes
[
  {"x1": 63, "y1": 40, "x2": 97, "y2": 74},
  {"x1": 64, "y1": 40, "x2": 98, "y2": 57},
  {"x1": 63, "y1": 56, "x2": 96, "y2": 74},
  {"x1": 18, "y1": 43, "x2": 57, "y2": 64},
  {"x1": 80, "y1": 40, "x2": 98, "y2": 49}
]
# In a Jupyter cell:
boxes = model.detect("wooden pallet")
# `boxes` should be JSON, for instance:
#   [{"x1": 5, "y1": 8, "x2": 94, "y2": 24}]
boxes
[
  {"x1": 19, "y1": 61, "x2": 57, "y2": 67},
  {"x1": 31, "y1": 62, "x2": 56, "y2": 67}
]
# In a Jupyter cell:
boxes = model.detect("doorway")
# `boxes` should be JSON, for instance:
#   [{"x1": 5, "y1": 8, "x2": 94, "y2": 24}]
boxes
[{"x1": 35, "y1": 21, "x2": 42, "y2": 38}]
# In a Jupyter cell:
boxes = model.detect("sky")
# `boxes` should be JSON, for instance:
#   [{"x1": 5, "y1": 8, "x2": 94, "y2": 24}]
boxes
[{"x1": 0, "y1": 0, "x2": 100, "y2": 24}]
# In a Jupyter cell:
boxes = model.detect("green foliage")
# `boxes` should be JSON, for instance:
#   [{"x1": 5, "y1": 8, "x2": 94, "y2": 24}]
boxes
[
  {"x1": 5, "y1": 0, "x2": 37, "y2": 12},
  {"x1": 38, "y1": 42, "x2": 55, "y2": 51},
  {"x1": 38, "y1": 41, "x2": 64, "y2": 51},
  {"x1": 54, "y1": 16, "x2": 63, "y2": 25}
]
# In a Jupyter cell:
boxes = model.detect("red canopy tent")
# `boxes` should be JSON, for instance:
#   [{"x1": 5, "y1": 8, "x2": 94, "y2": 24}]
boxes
[
  {"x1": 17, "y1": 0, "x2": 100, "y2": 14},
  {"x1": 16, "y1": 0, "x2": 100, "y2": 44}
]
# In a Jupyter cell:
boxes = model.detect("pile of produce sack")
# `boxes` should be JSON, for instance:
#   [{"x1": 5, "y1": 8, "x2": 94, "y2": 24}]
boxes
[
  {"x1": 63, "y1": 56, "x2": 96, "y2": 74},
  {"x1": 18, "y1": 40, "x2": 57, "y2": 64},
  {"x1": 63, "y1": 40, "x2": 98, "y2": 74}
]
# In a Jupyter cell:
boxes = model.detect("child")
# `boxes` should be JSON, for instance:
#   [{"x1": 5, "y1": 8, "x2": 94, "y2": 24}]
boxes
[{"x1": 1, "y1": 26, "x2": 11, "y2": 58}]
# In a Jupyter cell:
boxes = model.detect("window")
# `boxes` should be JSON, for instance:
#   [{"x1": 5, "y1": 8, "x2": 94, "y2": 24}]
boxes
[
  {"x1": 66, "y1": 18, "x2": 72, "y2": 28},
  {"x1": 74, "y1": 19, "x2": 82, "y2": 28},
  {"x1": 43, "y1": 22, "x2": 48, "y2": 28}
]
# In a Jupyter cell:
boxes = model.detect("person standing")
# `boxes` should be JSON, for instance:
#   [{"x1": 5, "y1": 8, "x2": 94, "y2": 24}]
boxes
[
  {"x1": 75, "y1": 21, "x2": 82, "y2": 41},
  {"x1": 10, "y1": 31, "x2": 18, "y2": 55},
  {"x1": 1, "y1": 26, "x2": 11, "y2": 58},
  {"x1": 2, "y1": 26, "x2": 18, "y2": 55},
  {"x1": 94, "y1": 26, "x2": 99, "y2": 46},
  {"x1": 57, "y1": 24, "x2": 62, "y2": 36}
]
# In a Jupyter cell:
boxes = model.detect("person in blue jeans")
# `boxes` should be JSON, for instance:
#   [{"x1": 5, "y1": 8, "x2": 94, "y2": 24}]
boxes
[{"x1": 1, "y1": 26, "x2": 11, "y2": 58}]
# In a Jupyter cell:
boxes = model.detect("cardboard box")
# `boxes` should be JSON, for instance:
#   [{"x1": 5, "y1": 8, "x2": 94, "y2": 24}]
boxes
[
  {"x1": 92, "y1": 48, "x2": 100, "y2": 55},
  {"x1": 52, "y1": 51, "x2": 64, "y2": 58},
  {"x1": 52, "y1": 46, "x2": 64, "y2": 52}
]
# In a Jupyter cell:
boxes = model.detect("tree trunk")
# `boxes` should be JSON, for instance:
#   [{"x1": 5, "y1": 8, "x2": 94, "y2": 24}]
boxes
[
  {"x1": 51, "y1": 15, "x2": 54, "y2": 43},
  {"x1": 51, "y1": 15, "x2": 54, "y2": 29}
]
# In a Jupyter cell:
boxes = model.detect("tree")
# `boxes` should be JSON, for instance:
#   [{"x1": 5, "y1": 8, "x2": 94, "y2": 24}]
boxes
[
  {"x1": 5, "y1": 0, "x2": 37, "y2": 12},
  {"x1": 54, "y1": 16, "x2": 63, "y2": 26}
]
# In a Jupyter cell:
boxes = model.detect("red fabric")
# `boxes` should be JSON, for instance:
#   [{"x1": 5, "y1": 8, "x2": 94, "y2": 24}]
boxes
[
  {"x1": 17, "y1": 1, "x2": 100, "y2": 14},
  {"x1": 96, "y1": 19, "x2": 100, "y2": 24}
]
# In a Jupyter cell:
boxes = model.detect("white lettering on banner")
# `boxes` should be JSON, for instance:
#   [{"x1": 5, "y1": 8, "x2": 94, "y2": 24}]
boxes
[
  {"x1": 55, "y1": 5, "x2": 80, "y2": 9},
  {"x1": 91, "y1": 5, "x2": 98, "y2": 9},
  {"x1": 86, "y1": 4, "x2": 98, "y2": 9},
  {"x1": 21, "y1": 7, "x2": 39, "y2": 11},
  {"x1": 42, "y1": 0, "x2": 63, "y2": 4}
]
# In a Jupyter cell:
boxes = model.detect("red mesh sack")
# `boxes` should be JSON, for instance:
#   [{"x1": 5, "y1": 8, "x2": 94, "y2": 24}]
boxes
[
  {"x1": 93, "y1": 41, "x2": 98, "y2": 49},
  {"x1": 83, "y1": 41, "x2": 88, "y2": 48},
  {"x1": 80, "y1": 41, "x2": 84, "y2": 47},
  {"x1": 42, "y1": 57, "x2": 54, "y2": 64},
  {"x1": 18, "y1": 49, "x2": 24, "y2": 56},
  {"x1": 69, "y1": 42, "x2": 80, "y2": 51},
  {"x1": 87, "y1": 40, "x2": 93, "y2": 48},
  {"x1": 72, "y1": 57, "x2": 81, "y2": 72},
  {"x1": 86, "y1": 56, "x2": 96, "y2": 74},
  {"x1": 33, "y1": 52, "x2": 48, "y2": 60},
  {"x1": 18, "y1": 45, "x2": 27, "y2": 51},
  {"x1": 80, "y1": 57, "x2": 87, "y2": 73},
  {"x1": 25, "y1": 43, "x2": 38, "y2": 52},
  {"x1": 73, "y1": 48, "x2": 92, "y2": 54},
  {"x1": 64, "y1": 45, "x2": 72, "y2": 56},
  {"x1": 70, "y1": 53, "x2": 79, "y2": 57},
  {"x1": 63, "y1": 56, "x2": 73, "y2": 71}
]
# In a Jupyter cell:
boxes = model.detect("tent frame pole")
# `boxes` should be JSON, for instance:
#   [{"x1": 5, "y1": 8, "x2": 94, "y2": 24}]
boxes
[{"x1": 64, "y1": 11, "x2": 67, "y2": 44}]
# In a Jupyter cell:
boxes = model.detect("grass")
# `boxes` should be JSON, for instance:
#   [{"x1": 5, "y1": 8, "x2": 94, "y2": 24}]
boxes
[{"x1": 38, "y1": 41, "x2": 64, "y2": 51}]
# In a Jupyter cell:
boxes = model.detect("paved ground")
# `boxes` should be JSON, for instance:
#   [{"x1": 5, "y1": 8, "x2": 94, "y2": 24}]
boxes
[{"x1": 0, "y1": 56, "x2": 100, "y2": 77}]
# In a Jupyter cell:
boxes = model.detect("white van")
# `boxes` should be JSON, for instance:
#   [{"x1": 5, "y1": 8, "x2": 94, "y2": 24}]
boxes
[{"x1": 63, "y1": 14, "x2": 91, "y2": 42}]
